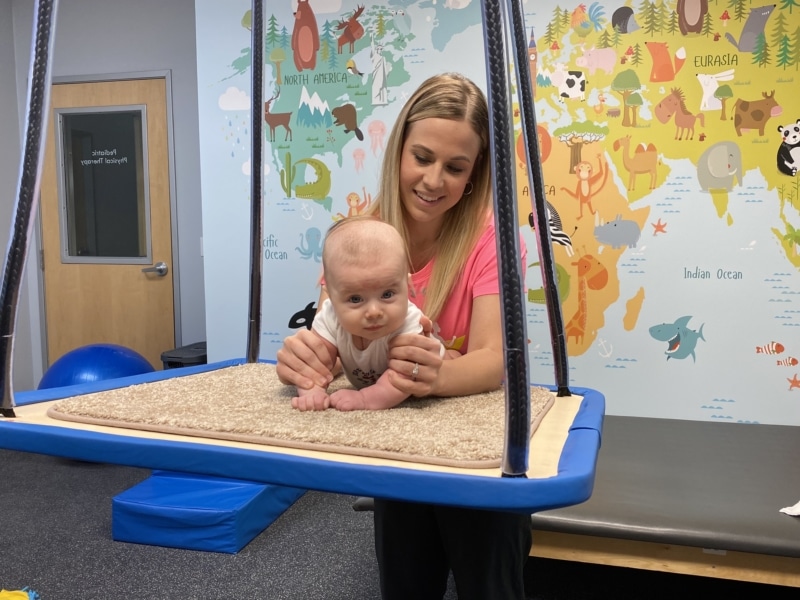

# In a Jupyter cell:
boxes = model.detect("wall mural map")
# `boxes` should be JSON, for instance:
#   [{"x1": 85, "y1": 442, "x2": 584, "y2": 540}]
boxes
[{"x1": 196, "y1": 0, "x2": 800, "y2": 425}]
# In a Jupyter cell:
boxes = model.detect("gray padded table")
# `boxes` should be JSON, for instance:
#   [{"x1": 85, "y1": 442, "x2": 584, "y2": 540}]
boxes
[{"x1": 530, "y1": 416, "x2": 800, "y2": 585}]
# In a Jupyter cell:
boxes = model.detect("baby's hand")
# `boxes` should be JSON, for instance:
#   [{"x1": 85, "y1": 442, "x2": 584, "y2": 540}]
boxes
[
  {"x1": 292, "y1": 389, "x2": 331, "y2": 411},
  {"x1": 329, "y1": 388, "x2": 367, "y2": 411}
]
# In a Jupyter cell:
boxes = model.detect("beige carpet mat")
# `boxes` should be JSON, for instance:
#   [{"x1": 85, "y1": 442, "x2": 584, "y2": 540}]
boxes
[{"x1": 46, "y1": 363, "x2": 555, "y2": 468}]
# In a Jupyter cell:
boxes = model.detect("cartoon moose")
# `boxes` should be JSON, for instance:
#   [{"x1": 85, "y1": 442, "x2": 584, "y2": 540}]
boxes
[{"x1": 337, "y1": 5, "x2": 365, "y2": 54}]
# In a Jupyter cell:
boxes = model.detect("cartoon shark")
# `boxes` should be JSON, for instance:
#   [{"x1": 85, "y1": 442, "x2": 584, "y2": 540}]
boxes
[{"x1": 649, "y1": 315, "x2": 706, "y2": 362}]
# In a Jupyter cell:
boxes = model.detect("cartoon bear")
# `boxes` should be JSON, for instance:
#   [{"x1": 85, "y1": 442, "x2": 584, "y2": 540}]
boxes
[{"x1": 777, "y1": 119, "x2": 800, "y2": 176}]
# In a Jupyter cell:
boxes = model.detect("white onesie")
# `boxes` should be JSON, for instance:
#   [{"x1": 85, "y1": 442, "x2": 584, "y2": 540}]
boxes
[{"x1": 312, "y1": 298, "x2": 425, "y2": 389}]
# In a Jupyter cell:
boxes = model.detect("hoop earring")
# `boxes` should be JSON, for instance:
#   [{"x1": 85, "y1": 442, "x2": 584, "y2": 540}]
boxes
[{"x1": 463, "y1": 181, "x2": 473, "y2": 196}]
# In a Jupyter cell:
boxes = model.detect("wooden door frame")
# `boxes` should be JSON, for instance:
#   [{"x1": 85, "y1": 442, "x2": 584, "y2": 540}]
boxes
[{"x1": 35, "y1": 70, "x2": 182, "y2": 370}]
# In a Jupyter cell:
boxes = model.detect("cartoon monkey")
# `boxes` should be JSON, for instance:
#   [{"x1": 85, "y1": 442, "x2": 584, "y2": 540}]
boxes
[
  {"x1": 335, "y1": 188, "x2": 372, "y2": 220},
  {"x1": 561, "y1": 155, "x2": 608, "y2": 219}
]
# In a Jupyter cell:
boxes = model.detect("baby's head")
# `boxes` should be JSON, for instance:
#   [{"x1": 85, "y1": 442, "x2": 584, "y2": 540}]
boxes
[{"x1": 323, "y1": 217, "x2": 410, "y2": 342}]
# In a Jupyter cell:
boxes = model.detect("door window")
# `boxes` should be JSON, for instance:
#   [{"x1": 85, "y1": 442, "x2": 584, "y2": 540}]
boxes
[{"x1": 55, "y1": 106, "x2": 152, "y2": 264}]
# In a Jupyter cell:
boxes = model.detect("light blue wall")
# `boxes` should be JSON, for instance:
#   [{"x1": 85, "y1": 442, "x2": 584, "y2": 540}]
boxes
[
  {"x1": 3, "y1": 0, "x2": 206, "y2": 388},
  {"x1": 195, "y1": 1, "x2": 800, "y2": 426}
]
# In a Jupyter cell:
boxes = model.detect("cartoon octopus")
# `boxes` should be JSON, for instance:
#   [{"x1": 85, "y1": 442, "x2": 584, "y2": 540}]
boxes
[{"x1": 296, "y1": 227, "x2": 323, "y2": 262}]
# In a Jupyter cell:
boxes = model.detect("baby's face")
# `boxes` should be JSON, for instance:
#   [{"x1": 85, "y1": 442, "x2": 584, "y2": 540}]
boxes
[{"x1": 326, "y1": 255, "x2": 409, "y2": 342}]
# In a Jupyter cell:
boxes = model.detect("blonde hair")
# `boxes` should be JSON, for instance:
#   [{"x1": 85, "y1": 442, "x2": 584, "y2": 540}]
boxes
[
  {"x1": 367, "y1": 73, "x2": 492, "y2": 321},
  {"x1": 322, "y1": 216, "x2": 408, "y2": 280}
]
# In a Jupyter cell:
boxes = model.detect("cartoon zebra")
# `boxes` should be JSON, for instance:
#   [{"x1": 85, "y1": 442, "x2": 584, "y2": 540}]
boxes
[{"x1": 528, "y1": 201, "x2": 576, "y2": 257}]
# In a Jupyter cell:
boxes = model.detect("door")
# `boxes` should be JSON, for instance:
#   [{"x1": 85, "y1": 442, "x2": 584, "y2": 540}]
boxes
[{"x1": 40, "y1": 78, "x2": 175, "y2": 370}]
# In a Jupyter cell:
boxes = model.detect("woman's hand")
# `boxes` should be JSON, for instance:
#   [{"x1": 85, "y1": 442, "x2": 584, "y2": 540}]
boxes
[
  {"x1": 386, "y1": 331, "x2": 444, "y2": 397},
  {"x1": 276, "y1": 329, "x2": 334, "y2": 390}
]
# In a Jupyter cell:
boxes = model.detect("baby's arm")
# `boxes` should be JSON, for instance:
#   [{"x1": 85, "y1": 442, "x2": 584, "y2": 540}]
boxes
[
  {"x1": 329, "y1": 371, "x2": 410, "y2": 411},
  {"x1": 291, "y1": 333, "x2": 338, "y2": 411}
]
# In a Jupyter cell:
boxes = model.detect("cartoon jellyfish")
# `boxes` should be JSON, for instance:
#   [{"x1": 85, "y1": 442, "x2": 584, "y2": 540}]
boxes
[{"x1": 368, "y1": 120, "x2": 386, "y2": 156}]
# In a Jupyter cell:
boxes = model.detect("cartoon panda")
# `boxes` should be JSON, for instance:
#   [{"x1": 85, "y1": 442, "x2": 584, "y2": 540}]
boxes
[{"x1": 777, "y1": 119, "x2": 800, "y2": 176}]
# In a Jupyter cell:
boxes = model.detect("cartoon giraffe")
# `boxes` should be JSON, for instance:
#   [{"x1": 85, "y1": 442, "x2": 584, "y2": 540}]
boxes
[{"x1": 565, "y1": 252, "x2": 608, "y2": 345}]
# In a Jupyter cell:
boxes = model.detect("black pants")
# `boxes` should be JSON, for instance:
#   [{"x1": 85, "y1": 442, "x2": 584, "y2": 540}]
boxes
[{"x1": 374, "y1": 499, "x2": 532, "y2": 600}]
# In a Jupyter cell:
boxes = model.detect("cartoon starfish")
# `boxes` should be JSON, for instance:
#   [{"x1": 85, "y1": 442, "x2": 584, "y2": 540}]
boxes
[
  {"x1": 788, "y1": 373, "x2": 800, "y2": 391},
  {"x1": 651, "y1": 218, "x2": 667, "y2": 236}
]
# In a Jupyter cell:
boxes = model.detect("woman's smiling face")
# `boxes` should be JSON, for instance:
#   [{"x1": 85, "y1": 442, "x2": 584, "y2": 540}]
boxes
[{"x1": 398, "y1": 117, "x2": 482, "y2": 227}]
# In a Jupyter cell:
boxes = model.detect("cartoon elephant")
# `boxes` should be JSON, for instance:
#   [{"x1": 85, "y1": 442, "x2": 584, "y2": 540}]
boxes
[{"x1": 697, "y1": 141, "x2": 742, "y2": 192}]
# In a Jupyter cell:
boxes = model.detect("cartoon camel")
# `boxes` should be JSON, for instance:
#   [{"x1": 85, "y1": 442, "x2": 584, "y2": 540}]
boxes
[{"x1": 613, "y1": 135, "x2": 658, "y2": 190}]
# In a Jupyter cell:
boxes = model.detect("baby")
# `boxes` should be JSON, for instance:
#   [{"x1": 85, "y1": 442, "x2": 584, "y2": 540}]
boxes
[{"x1": 291, "y1": 216, "x2": 440, "y2": 411}]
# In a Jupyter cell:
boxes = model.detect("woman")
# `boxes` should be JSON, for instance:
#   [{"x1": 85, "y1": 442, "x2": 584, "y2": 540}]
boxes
[{"x1": 277, "y1": 73, "x2": 531, "y2": 600}]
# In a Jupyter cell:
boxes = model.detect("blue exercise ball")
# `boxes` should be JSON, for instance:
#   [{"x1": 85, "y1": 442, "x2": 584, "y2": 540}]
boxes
[{"x1": 38, "y1": 343, "x2": 155, "y2": 390}]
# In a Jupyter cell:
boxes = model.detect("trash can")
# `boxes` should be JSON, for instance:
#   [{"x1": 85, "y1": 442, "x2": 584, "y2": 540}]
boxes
[{"x1": 161, "y1": 341, "x2": 207, "y2": 370}]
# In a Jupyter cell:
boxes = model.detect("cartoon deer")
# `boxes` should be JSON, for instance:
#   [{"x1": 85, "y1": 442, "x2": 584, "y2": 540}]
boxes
[
  {"x1": 264, "y1": 88, "x2": 293, "y2": 143},
  {"x1": 565, "y1": 252, "x2": 608, "y2": 345},
  {"x1": 337, "y1": 5, "x2": 365, "y2": 54}
]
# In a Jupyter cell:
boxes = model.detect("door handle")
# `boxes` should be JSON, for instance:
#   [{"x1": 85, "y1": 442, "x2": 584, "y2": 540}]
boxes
[{"x1": 141, "y1": 261, "x2": 168, "y2": 277}]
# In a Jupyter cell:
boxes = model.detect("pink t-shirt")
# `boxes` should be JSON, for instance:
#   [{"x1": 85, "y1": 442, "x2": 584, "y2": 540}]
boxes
[{"x1": 410, "y1": 217, "x2": 527, "y2": 355}]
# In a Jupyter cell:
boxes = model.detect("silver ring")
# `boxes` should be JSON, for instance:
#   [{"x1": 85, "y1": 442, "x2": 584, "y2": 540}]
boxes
[{"x1": 411, "y1": 362, "x2": 419, "y2": 381}]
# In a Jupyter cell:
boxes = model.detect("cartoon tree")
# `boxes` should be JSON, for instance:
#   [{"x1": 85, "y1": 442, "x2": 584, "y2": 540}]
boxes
[
  {"x1": 611, "y1": 69, "x2": 642, "y2": 127},
  {"x1": 597, "y1": 28, "x2": 612, "y2": 49},
  {"x1": 791, "y1": 27, "x2": 800, "y2": 68},
  {"x1": 641, "y1": 1, "x2": 659, "y2": 37},
  {"x1": 280, "y1": 26, "x2": 290, "y2": 50},
  {"x1": 630, "y1": 42, "x2": 644, "y2": 66},
  {"x1": 611, "y1": 24, "x2": 622, "y2": 47},
  {"x1": 779, "y1": 0, "x2": 800, "y2": 14},
  {"x1": 657, "y1": 0, "x2": 671, "y2": 32},
  {"x1": 543, "y1": 20, "x2": 556, "y2": 47},
  {"x1": 731, "y1": 0, "x2": 747, "y2": 22},
  {"x1": 714, "y1": 84, "x2": 734, "y2": 119},
  {"x1": 321, "y1": 38, "x2": 331, "y2": 66},
  {"x1": 322, "y1": 20, "x2": 335, "y2": 48},
  {"x1": 701, "y1": 10, "x2": 714, "y2": 37},
  {"x1": 269, "y1": 47, "x2": 286, "y2": 82},
  {"x1": 784, "y1": 224, "x2": 800, "y2": 256},
  {"x1": 771, "y1": 10, "x2": 789, "y2": 47},
  {"x1": 376, "y1": 12, "x2": 386, "y2": 38},
  {"x1": 241, "y1": 10, "x2": 252, "y2": 31},
  {"x1": 627, "y1": 92, "x2": 644, "y2": 127},
  {"x1": 551, "y1": 5, "x2": 563, "y2": 28},
  {"x1": 666, "y1": 10, "x2": 679, "y2": 35},
  {"x1": 777, "y1": 35, "x2": 793, "y2": 69},
  {"x1": 328, "y1": 41, "x2": 339, "y2": 70},
  {"x1": 266, "y1": 14, "x2": 280, "y2": 46},
  {"x1": 560, "y1": 8, "x2": 571, "y2": 31},
  {"x1": 752, "y1": 32, "x2": 771, "y2": 67},
  {"x1": 552, "y1": 121, "x2": 609, "y2": 172},
  {"x1": 321, "y1": 21, "x2": 336, "y2": 68},
  {"x1": 549, "y1": 6, "x2": 566, "y2": 40}
]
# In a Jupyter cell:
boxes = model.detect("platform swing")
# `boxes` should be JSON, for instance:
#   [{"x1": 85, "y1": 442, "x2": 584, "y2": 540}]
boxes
[{"x1": 0, "y1": 0, "x2": 603, "y2": 514}]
